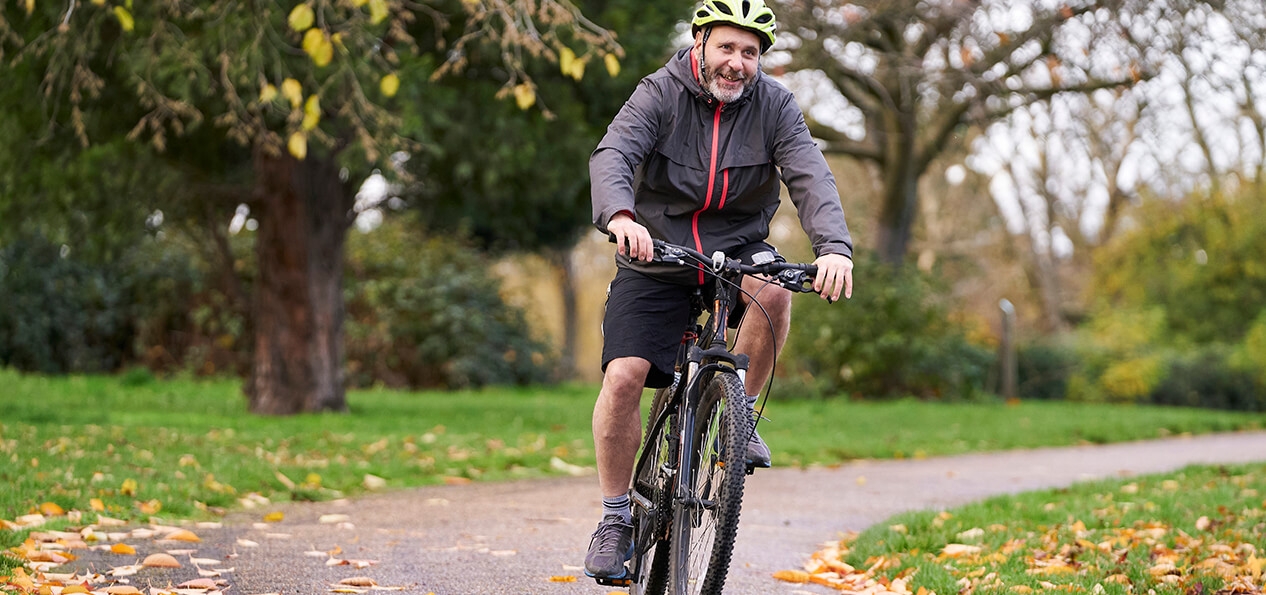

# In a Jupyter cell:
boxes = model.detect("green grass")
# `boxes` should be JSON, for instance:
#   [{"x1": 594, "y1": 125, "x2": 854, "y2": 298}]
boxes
[
  {"x1": 1, "y1": 367, "x2": 1264, "y2": 527},
  {"x1": 840, "y1": 462, "x2": 1266, "y2": 594}
]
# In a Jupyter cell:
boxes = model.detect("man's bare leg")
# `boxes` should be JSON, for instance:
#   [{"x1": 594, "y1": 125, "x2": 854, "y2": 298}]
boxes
[
  {"x1": 585, "y1": 356, "x2": 649, "y2": 579},
  {"x1": 735, "y1": 277, "x2": 792, "y2": 395},
  {"x1": 592, "y1": 356, "x2": 651, "y2": 498}
]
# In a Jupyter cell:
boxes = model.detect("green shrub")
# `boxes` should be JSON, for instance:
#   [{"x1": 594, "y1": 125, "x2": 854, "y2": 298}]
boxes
[
  {"x1": 0, "y1": 233, "x2": 131, "y2": 373},
  {"x1": 1015, "y1": 341, "x2": 1077, "y2": 400},
  {"x1": 1152, "y1": 345, "x2": 1260, "y2": 411},
  {"x1": 781, "y1": 254, "x2": 994, "y2": 400},
  {"x1": 343, "y1": 217, "x2": 555, "y2": 389}
]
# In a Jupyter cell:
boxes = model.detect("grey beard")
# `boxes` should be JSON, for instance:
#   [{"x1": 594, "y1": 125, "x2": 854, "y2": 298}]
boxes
[{"x1": 700, "y1": 64, "x2": 746, "y2": 103}]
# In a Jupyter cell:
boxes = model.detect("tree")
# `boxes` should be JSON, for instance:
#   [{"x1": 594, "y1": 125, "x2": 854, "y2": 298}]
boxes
[
  {"x1": 0, "y1": 0, "x2": 619, "y2": 413},
  {"x1": 389, "y1": 0, "x2": 680, "y2": 378},
  {"x1": 772, "y1": 0, "x2": 1158, "y2": 264}
]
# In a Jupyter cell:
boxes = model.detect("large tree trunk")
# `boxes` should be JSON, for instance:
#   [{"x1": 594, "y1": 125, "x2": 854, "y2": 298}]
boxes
[
  {"x1": 875, "y1": 163, "x2": 920, "y2": 266},
  {"x1": 247, "y1": 149, "x2": 353, "y2": 415},
  {"x1": 547, "y1": 248, "x2": 578, "y2": 381}
]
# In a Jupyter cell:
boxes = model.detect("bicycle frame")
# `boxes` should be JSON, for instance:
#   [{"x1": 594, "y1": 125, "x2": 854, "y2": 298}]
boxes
[{"x1": 623, "y1": 239, "x2": 820, "y2": 595}]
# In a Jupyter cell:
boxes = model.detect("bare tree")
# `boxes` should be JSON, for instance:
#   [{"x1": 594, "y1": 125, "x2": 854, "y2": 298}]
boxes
[{"x1": 773, "y1": 0, "x2": 1158, "y2": 264}]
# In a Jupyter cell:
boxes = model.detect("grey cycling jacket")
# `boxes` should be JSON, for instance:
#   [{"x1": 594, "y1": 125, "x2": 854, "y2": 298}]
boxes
[{"x1": 590, "y1": 47, "x2": 853, "y2": 284}]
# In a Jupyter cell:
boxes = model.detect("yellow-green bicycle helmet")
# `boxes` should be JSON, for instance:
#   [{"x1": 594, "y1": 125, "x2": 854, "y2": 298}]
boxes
[{"x1": 691, "y1": 0, "x2": 778, "y2": 53}]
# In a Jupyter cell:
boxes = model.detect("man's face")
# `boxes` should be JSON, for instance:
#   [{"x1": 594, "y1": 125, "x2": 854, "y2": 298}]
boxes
[{"x1": 694, "y1": 25, "x2": 761, "y2": 104}]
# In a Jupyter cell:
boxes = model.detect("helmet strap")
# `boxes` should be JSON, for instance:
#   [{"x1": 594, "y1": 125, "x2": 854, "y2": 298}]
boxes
[{"x1": 697, "y1": 26, "x2": 713, "y2": 83}]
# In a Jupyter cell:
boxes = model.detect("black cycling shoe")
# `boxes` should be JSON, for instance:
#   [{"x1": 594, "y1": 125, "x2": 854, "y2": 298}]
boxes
[{"x1": 584, "y1": 514, "x2": 634, "y2": 582}]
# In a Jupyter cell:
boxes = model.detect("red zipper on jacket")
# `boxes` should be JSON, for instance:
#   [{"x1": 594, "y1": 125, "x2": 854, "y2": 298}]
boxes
[{"x1": 692, "y1": 102, "x2": 725, "y2": 284}]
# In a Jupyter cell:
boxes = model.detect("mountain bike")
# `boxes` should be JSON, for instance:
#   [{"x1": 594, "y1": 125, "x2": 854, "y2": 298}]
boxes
[{"x1": 599, "y1": 238, "x2": 821, "y2": 595}]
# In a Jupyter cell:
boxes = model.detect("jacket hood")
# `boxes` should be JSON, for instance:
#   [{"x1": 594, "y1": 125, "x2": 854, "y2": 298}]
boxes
[{"x1": 665, "y1": 47, "x2": 760, "y2": 110}]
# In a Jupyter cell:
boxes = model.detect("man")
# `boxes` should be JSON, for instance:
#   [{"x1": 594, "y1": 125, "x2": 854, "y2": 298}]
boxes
[{"x1": 584, "y1": 0, "x2": 855, "y2": 581}]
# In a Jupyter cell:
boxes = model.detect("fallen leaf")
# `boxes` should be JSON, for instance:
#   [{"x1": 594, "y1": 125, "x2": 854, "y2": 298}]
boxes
[
  {"x1": 190, "y1": 556, "x2": 221, "y2": 565},
  {"x1": 773, "y1": 569, "x2": 811, "y2": 583},
  {"x1": 264, "y1": 511, "x2": 285, "y2": 523},
  {"x1": 548, "y1": 576, "x2": 577, "y2": 582},
  {"x1": 319, "y1": 514, "x2": 351, "y2": 524},
  {"x1": 39, "y1": 502, "x2": 65, "y2": 516},
  {"x1": 103, "y1": 587, "x2": 143, "y2": 595},
  {"x1": 111, "y1": 543, "x2": 137, "y2": 555},
  {"x1": 339, "y1": 577, "x2": 377, "y2": 587},
  {"x1": 236, "y1": 538, "x2": 260, "y2": 548},
  {"x1": 942, "y1": 543, "x2": 982, "y2": 558},
  {"x1": 142, "y1": 553, "x2": 182, "y2": 568},
  {"x1": 177, "y1": 578, "x2": 219, "y2": 589},
  {"x1": 164, "y1": 529, "x2": 201, "y2": 542}
]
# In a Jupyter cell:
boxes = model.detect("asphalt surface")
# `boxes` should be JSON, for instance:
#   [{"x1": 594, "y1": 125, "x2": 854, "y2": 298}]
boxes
[{"x1": 62, "y1": 431, "x2": 1266, "y2": 594}]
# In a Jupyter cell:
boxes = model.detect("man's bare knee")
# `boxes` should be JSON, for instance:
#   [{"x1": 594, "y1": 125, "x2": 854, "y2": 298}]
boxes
[{"x1": 602, "y1": 358, "x2": 650, "y2": 402}]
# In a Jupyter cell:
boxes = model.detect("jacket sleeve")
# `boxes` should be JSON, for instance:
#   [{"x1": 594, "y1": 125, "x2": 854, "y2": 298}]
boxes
[
  {"x1": 771, "y1": 93, "x2": 854, "y2": 259},
  {"x1": 590, "y1": 77, "x2": 665, "y2": 233}
]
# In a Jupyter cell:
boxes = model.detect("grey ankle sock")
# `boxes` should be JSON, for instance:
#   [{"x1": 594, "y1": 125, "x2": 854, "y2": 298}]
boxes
[{"x1": 602, "y1": 494, "x2": 632, "y2": 524}]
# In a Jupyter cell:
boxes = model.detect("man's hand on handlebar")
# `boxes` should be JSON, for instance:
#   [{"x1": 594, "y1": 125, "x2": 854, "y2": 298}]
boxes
[
  {"x1": 608, "y1": 213, "x2": 655, "y2": 262},
  {"x1": 812, "y1": 253, "x2": 853, "y2": 302}
]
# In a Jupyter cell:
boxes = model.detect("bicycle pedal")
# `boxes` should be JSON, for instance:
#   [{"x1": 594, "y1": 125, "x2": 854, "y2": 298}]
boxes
[{"x1": 588, "y1": 570, "x2": 632, "y2": 587}]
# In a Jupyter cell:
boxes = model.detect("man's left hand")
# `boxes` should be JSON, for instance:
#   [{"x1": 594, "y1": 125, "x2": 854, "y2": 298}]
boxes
[{"x1": 812, "y1": 253, "x2": 853, "y2": 302}]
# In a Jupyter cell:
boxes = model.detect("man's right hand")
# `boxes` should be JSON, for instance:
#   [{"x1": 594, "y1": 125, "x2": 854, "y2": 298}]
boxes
[{"x1": 608, "y1": 213, "x2": 654, "y2": 262}]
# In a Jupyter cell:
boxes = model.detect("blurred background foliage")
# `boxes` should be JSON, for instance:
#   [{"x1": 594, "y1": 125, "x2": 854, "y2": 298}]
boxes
[
  {"x1": 2, "y1": 0, "x2": 1265, "y2": 412},
  {"x1": 1016, "y1": 187, "x2": 1266, "y2": 411}
]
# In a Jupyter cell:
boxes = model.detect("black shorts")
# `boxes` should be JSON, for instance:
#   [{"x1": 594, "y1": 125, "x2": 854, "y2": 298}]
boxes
[{"x1": 601, "y1": 242, "x2": 782, "y2": 389}]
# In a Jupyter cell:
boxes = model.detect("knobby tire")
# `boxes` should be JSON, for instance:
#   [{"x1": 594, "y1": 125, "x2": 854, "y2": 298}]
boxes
[
  {"x1": 669, "y1": 372, "x2": 747, "y2": 595},
  {"x1": 630, "y1": 386, "x2": 676, "y2": 595}
]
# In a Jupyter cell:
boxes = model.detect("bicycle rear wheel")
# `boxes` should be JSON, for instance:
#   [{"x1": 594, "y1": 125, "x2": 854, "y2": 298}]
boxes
[
  {"x1": 629, "y1": 386, "x2": 675, "y2": 595},
  {"x1": 669, "y1": 372, "x2": 747, "y2": 595}
]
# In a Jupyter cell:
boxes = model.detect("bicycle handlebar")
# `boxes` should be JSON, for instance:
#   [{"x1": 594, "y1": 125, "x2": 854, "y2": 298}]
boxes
[{"x1": 609, "y1": 235, "x2": 820, "y2": 294}]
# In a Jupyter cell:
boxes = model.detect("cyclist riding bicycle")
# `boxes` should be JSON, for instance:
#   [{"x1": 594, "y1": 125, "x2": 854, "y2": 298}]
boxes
[{"x1": 585, "y1": 0, "x2": 856, "y2": 582}]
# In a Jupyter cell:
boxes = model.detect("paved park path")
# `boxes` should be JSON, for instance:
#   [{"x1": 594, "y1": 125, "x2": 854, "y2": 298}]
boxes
[{"x1": 69, "y1": 431, "x2": 1266, "y2": 594}]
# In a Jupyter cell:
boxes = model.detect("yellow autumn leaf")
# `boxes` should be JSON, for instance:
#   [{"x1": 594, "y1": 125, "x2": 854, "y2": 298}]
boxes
[
  {"x1": 260, "y1": 83, "x2": 278, "y2": 104},
  {"x1": 91, "y1": 0, "x2": 105, "y2": 5},
  {"x1": 288, "y1": 132, "x2": 308, "y2": 160},
  {"x1": 24, "y1": 0, "x2": 34, "y2": 16},
  {"x1": 604, "y1": 53, "x2": 621, "y2": 77},
  {"x1": 368, "y1": 0, "x2": 388, "y2": 24},
  {"x1": 379, "y1": 73, "x2": 400, "y2": 97},
  {"x1": 112, "y1": 6, "x2": 134, "y2": 32},
  {"x1": 263, "y1": 511, "x2": 285, "y2": 523},
  {"x1": 141, "y1": 553, "x2": 181, "y2": 568},
  {"x1": 110, "y1": 543, "x2": 137, "y2": 555},
  {"x1": 287, "y1": 4, "x2": 314, "y2": 32},
  {"x1": 120, "y1": 478, "x2": 138, "y2": 496},
  {"x1": 569, "y1": 58, "x2": 586, "y2": 81},
  {"x1": 62, "y1": 585, "x2": 90, "y2": 594},
  {"x1": 165, "y1": 529, "x2": 201, "y2": 542},
  {"x1": 558, "y1": 46, "x2": 575, "y2": 77},
  {"x1": 281, "y1": 78, "x2": 303, "y2": 108},
  {"x1": 302, "y1": 28, "x2": 333, "y2": 67},
  {"x1": 39, "y1": 502, "x2": 65, "y2": 516},
  {"x1": 351, "y1": 0, "x2": 367, "y2": 6},
  {"x1": 772, "y1": 569, "x2": 810, "y2": 583},
  {"x1": 137, "y1": 499, "x2": 162, "y2": 515},
  {"x1": 547, "y1": 576, "x2": 577, "y2": 582},
  {"x1": 512, "y1": 83, "x2": 535, "y2": 110},
  {"x1": 90, "y1": 498, "x2": 105, "y2": 512},
  {"x1": 304, "y1": 472, "x2": 322, "y2": 487},
  {"x1": 301, "y1": 95, "x2": 320, "y2": 130}
]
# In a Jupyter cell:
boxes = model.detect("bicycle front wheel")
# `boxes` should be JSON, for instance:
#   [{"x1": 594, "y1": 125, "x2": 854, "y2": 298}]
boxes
[
  {"x1": 669, "y1": 372, "x2": 748, "y2": 595},
  {"x1": 629, "y1": 386, "x2": 675, "y2": 595}
]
